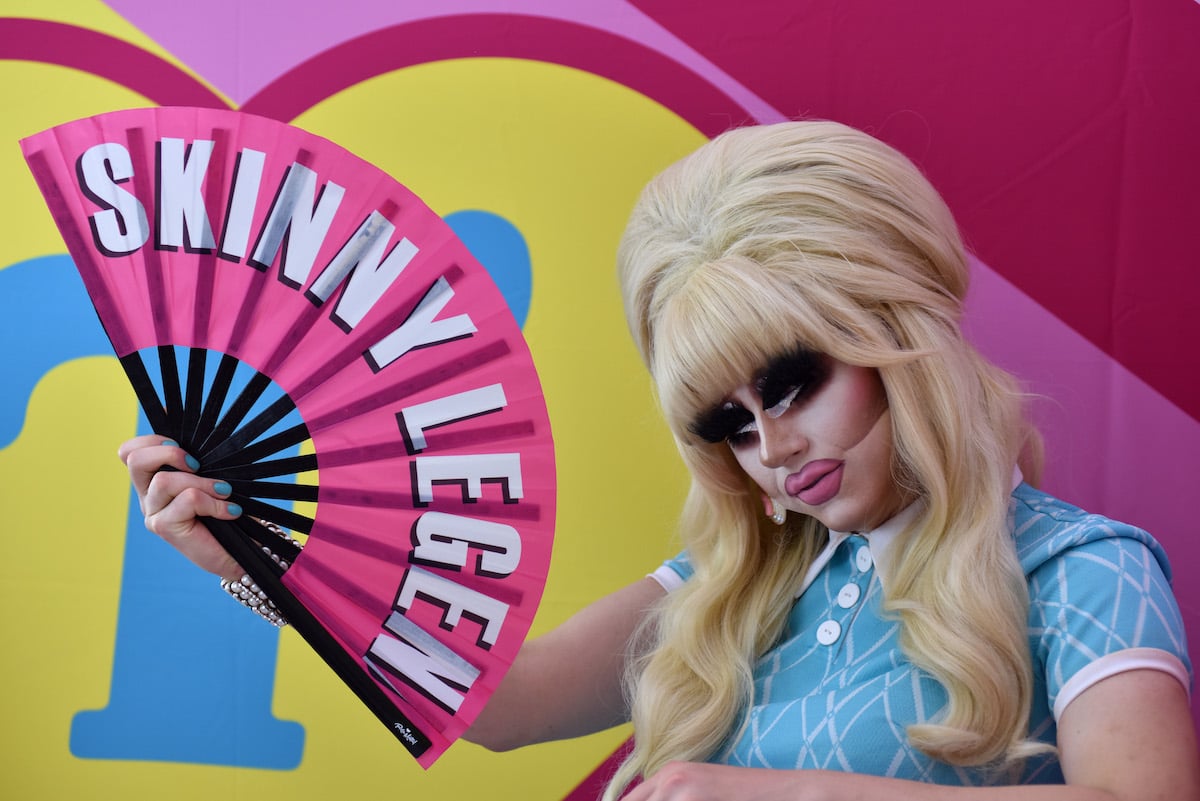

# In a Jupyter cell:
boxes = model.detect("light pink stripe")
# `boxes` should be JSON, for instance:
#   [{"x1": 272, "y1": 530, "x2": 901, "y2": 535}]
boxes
[{"x1": 965, "y1": 254, "x2": 1200, "y2": 621}]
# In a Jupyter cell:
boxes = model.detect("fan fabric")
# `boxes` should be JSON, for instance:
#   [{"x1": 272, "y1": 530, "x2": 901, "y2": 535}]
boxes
[{"x1": 21, "y1": 107, "x2": 557, "y2": 768}]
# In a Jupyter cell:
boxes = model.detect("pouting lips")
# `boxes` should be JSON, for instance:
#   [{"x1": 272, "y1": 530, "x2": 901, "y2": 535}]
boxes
[{"x1": 785, "y1": 460, "x2": 844, "y2": 507}]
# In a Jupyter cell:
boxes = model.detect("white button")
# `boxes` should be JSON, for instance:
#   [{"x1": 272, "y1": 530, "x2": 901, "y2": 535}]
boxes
[
  {"x1": 816, "y1": 619, "x2": 842, "y2": 645},
  {"x1": 855, "y1": 546, "x2": 873, "y2": 572},
  {"x1": 836, "y1": 583, "x2": 861, "y2": 608}
]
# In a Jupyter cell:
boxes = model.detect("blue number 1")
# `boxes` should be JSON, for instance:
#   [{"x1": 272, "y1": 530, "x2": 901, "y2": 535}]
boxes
[{"x1": 2, "y1": 256, "x2": 304, "y2": 769}]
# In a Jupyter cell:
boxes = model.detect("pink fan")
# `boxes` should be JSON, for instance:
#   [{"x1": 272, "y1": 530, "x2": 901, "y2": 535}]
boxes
[{"x1": 21, "y1": 107, "x2": 556, "y2": 768}]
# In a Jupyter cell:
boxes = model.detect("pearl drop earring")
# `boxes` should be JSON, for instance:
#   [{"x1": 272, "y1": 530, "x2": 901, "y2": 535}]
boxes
[{"x1": 763, "y1": 494, "x2": 787, "y2": 525}]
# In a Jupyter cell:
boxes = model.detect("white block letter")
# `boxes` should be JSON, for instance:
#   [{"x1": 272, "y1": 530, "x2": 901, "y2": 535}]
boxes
[
  {"x1": 78, "y1": 142, "x2": 149, "y2": 255},
  {"x1": 398, "y1": 383, "x2": 508, "y2": 453},
  {"x1": 157, "y1": 137, "x2": 215, "y2": 250},
  {"x1": 308, "y1": 211, "x2": 420, "y2": 330},
  {"x1": 218, "y1": 148, "x2": 266, "y2": 260},
  {"x1": 366, "y1": 276, "x2": 476, "y2": 371},
  {"x1": 412, "y1": 511, "x2": 521, "y2": 577},
  {"x1": 394, "y1": 566, "x2": 509, "y2": 648},
  {"x1": 250, "y1": 162, "x2": 344, "y2": 284},
  {"x1": 412, "y1": 453, "x2": 523, "y2": 504},
  {"x1": 365, "y1": 611, "x2": 481, "y2": 713}
]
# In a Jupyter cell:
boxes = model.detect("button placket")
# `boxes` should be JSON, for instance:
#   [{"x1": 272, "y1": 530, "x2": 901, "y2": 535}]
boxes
[
  {"x1": 816, "y1": 619, "x2": 841, "y2": 645},
  {"x1": 815, "y1": 537, "x2": 871, "y2": 649},
  {"x1": 855, "y1": 545, "x2": 873, "y2": 572},
  {"x1": 836, "y1": 582, "x2": 861, "y2": 608}
]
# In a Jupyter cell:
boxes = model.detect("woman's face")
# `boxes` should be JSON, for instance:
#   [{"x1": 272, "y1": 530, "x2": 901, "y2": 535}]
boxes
[{"x1": 691, "y1": 347, "x2": 912, "y2": 533}]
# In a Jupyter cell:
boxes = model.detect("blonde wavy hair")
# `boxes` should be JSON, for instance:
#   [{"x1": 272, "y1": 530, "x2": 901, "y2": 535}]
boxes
[{"x1": 605, "y1": 120, "x2": 1046, "y2": 798}]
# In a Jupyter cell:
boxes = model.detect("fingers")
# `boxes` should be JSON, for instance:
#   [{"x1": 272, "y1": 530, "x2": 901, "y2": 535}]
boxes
[
  {"x1": 118, "y1": 433, "x2": 170, "y2": 465},
  {"x1": 121, "y1": 436, "x2": 202, "y2": 501},
  {"x1": 143, "y1": 476, "x2": 245, "y2": 580},
  {"x1": 143, "y1": 470, "x2": 239, "y2": 520},
  {"x1": 119, "y1": 434, "x2": 245, "y2": 579},
  {"x1": 119, "y1": 434, "x2": 199, "y2": 469},
  {"x1": 142, "y1": 478, "x2": 240, "y2": 540}
]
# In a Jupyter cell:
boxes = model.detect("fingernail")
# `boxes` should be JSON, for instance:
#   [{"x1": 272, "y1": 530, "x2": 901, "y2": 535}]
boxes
[
  {"x1": 185, "y1": 454, "x2": 201, "y2": 471},
  {"x1": 161, "y1": 439, "x2": 179, "y2": 448},
  {"x1": 227, "y1": 503, "x2": 243, "y2": 517},
  {"x1": 213, "y1": 481, "x2": 232, "y2": 496}
]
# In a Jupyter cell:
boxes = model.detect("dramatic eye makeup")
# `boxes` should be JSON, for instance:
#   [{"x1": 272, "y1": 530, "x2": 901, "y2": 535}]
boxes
[
  {"x1": 758, "y1": 345, "x2": 830, "y2": 418},
  {"x1": 690, "y1": 401, "x2": 756, "y2": 445},
  {"x1": 688, "y1": 345, "x2": 830, "y2": 445}
]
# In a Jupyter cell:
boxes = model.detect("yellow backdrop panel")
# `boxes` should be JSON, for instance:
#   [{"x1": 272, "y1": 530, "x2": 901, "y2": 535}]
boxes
[{"x1": 0, "y1": 52, "x2": 702, "y2": 800}]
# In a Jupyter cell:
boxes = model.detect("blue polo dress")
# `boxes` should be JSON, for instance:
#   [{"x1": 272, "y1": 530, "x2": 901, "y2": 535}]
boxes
[{"x1": 651, "y1": 483, "x2": 1191, "y2": 784}]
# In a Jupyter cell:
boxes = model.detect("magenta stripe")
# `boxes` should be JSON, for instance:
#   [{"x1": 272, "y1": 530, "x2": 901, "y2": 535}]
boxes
[
  {"x1": 0, "y1": 18, "x2": 227, "y2": 109},
  {"x1": 240, "y1": 14, "x2": 753, "y2": 135}
]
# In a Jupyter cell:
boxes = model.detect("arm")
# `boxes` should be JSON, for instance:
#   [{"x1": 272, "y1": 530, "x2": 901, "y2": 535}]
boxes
[
  {"x1": 465, "y1": 575, "x2": 666, "y2": 751},
  {"x1": 623, "y1": 668, "x2": 1200, "y2": 801},
  {"x1": 120, "y1": 434, "x2": 668, "y2": 751}
]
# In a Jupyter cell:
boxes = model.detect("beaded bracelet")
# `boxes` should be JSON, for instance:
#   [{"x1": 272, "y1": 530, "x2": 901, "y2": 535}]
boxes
[
  {"x1": 221, "y1": 573, "x2": 288, "y2": 627},
  {"x1": 219, "y1": 520, "x2": 303, "y2": 627}
]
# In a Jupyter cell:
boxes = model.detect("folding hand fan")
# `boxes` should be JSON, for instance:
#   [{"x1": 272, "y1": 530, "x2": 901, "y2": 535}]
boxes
[{"x1": 20, "y1": 107, "x2": 556, "y2": 768}]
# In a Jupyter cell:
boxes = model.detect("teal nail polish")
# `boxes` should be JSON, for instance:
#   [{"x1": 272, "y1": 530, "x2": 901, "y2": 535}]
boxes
[
  {"x1": 227, "y1": 503, "x2": 243, "y2": 517},
  {"x1": 161, "y1": 439, "x2": 179, "y2": 448},
  {"x1": 185, "y1": 454, "x2": 201, "y2": 471},
  {"x1": 213, "y1": 481, "x2": 232, "y2": 496}
]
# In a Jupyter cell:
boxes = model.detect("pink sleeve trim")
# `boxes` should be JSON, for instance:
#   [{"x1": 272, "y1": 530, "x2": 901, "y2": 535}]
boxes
[{"x1": 1054, "y1": 647, "x2": 1191, "y2": 720}]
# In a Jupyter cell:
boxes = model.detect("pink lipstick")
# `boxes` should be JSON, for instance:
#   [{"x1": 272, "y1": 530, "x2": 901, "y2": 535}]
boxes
[{"x1": 785, "y1": 459, "x2": 844, "y2": 506}]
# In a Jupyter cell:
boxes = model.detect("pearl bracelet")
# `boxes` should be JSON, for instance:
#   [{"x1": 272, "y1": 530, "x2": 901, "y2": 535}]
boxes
[
  {"x1": 219, "y1": 521, "x2": 303, "y2": 627},
  {"x1": 221, "y1": 573, "x2": 288, "y2": 627}
]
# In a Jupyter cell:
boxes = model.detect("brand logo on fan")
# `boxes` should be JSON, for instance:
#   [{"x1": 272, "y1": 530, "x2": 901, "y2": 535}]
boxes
[{"x1": 392, "y1": 722, "x2": 420, "y2": 747}]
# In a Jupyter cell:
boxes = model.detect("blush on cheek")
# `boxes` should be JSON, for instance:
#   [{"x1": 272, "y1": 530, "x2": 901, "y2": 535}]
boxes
[{"x1": 830, "y1": 367, "x2": 889, "y2": 451}]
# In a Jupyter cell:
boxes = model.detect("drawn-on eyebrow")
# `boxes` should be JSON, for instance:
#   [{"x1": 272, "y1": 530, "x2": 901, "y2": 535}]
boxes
[{"x1": 689, "y1": 401, "x2": 754, "y2": 444}]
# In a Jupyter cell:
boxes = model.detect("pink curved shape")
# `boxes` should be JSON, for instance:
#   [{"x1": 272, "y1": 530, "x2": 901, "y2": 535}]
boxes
[
  {"x1": 238, "y1": 14, "x2": 754, "y2": 137},
  {"x1": 101, "y1": 0, "x2": 777, "y2": 118},
  {"x1": 0, "y1": 18, "x2": 227, "y2": 109}
]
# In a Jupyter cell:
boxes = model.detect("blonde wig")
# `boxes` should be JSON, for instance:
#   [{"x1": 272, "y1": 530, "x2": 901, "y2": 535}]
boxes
[{"x1": 605, "y1": 121, "x2": 1046, "y2": 797}]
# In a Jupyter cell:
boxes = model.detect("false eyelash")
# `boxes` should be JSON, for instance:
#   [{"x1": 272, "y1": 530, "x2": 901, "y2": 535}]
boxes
[
  {"x1": 757, "y1": 346, "x2": 829, "y2": 414},
  {"x1": 689, "y1": 401, "x2": 754, "y2": 444},
  {"x1": 688, "y1": 346, "x2": 829, "y2": 445}
]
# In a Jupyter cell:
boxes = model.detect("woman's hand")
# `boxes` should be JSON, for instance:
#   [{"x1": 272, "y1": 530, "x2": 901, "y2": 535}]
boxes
[{"x1": 118, "y1": 434, "x2": 245, "y2": 581}]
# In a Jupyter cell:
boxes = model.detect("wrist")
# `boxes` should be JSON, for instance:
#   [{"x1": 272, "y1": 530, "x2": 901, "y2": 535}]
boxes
[
  {"x1": 218, "y1": 559, "x2": 244, "y2": 583},
  {"x1": 217, "y1": 521, "x2": 302, "y2": 627},
  {"x1": 220, "y1": 575, "x2": 287, "y2": 627}
]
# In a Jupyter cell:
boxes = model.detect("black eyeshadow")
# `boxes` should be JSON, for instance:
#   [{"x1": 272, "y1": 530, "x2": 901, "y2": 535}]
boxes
[
  {"x1": 689, "y1": 402, "x2": 754, "y2": 444},
  {"x1": 757, "y1": 346, "x2": 829, "y2": 412},
  {"x1": 689, "y1": 344, "x2": 831, "y2": 445}
]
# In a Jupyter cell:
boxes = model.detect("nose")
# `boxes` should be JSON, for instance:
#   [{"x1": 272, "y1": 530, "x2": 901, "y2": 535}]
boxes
[{"x1": 756, "y1": 410, "x2": 807, "y2": 469}]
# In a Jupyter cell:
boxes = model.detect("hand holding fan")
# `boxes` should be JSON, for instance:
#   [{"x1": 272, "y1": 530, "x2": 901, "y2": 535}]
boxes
[{"x1": 20, "y1": 106, "x2": 556, "y2": 768}]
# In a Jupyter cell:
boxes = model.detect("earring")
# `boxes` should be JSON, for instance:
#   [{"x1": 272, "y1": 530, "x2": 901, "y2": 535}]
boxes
[{"x1": 763, "y1": 494, "x2": 787, "y2": 526}]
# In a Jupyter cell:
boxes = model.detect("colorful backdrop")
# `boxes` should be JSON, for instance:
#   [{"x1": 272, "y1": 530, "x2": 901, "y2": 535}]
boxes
[{"x1": 2, "y1": 2, "x2": 1197, "y2": 799}]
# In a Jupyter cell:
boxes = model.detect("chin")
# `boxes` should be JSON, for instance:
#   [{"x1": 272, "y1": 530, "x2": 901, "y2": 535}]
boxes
[{"x1": 809, "y1": 508, "x2": 861, "y2": 534}]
